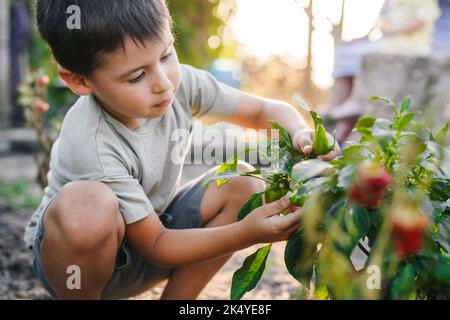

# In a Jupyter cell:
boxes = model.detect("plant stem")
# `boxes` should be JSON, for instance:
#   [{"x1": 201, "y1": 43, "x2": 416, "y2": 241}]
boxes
[{"x1": 243, "y1": 173, "x2": 271, "y2": 184}]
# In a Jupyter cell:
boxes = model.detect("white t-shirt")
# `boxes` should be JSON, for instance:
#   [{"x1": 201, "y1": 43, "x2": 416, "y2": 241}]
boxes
[
  {"x1": 377, "y1": 0, "x2": 440, "y2": 54},
  {"x1": 24, "y1": 64, "x2": 240, "y2": 248}
]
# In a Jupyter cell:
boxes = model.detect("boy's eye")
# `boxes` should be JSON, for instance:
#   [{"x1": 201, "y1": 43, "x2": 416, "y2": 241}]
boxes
[
  {"x1": 129, "y1": 71, "x2": 145, "y2": 84},
  {"x1": 161, "y1": 52, "x2": 172, "y2": 62}
]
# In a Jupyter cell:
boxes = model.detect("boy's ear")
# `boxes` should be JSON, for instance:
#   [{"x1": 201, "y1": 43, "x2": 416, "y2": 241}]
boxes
[{"x1": 58, "y1": 67, "x2": 93, "y2": 96}]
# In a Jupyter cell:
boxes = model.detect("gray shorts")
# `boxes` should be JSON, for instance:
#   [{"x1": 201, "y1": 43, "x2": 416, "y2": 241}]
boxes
[{"x1": 32, "y1": 169, "x2": 215, "y2": 299}]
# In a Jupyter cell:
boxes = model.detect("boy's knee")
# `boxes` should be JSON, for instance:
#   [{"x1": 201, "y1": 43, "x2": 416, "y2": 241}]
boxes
[
  {"x1": 236, "y1": 161, "x2": 255, "y2": 173},
  {"x1": 223, "y1": 161, "x2": 266, "y2": 207},
  {"x1": 46, "y1": 180, "x2": 121, "y2": 250},
  {"x1": 233, "y1": 161, "x2": 266, "y2": 194}
]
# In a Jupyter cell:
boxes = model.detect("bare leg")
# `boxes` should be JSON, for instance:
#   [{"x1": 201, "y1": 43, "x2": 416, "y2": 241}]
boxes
[
  {"x1": 333, "y1": 89, "x2": 362, "y2": 143},
  {"x1": 327, "y1": 76, "x2": 362, "y2": 143},
  {"x1": 39, "y1": 181, "x2": 125, "y2": 299},
  {"x1": 160, "y1": 162, "x2": 266, "y2": 300},
  {"x1": 329, "y1": 76, "x2": 354, "y2": 111},
  {"x1": 335, "y1": 114, "x2": 359, "y2": 144}
]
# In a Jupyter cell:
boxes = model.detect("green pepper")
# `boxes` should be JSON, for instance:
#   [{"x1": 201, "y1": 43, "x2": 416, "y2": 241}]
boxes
[
  {"x1": 264, "y1": 180, "x2": 290, "y2": 204},
  {"x1": 313, "y1": 124, "x2": 330, "y2": 156},
  {"x1": 289, "y1": 190, "x2": 307, "y2": 206}
]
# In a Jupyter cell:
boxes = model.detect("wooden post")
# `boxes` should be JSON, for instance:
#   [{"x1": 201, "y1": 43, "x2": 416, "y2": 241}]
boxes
[
  {"x1": 303, "y1": 0, "x2": 314, "y2": 102},
  {"x1": 331, "y1": 0, "x2": 345, "y2": 43},
  {"x1": 0, "y1": 0, "x2": 10, "y2": 128}
]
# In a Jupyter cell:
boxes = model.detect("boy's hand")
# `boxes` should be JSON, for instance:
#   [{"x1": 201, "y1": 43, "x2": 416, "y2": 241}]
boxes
[
  {"x1": 242, "y1": 192, "x2": 302, "y2": 244},
  {"x1": 292, "y1": 128, "x2": 341, "y2": 161}
]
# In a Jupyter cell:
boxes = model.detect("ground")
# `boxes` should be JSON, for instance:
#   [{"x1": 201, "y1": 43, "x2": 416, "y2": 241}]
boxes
[{"x1": 0, "y1": 151, "x2": 300, "y2": 300}]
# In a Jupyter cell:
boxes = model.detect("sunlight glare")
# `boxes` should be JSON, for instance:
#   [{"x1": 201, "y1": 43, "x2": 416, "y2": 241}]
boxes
[{"x1": 230, "y1": 0, "x2": 385, "y2": 88}]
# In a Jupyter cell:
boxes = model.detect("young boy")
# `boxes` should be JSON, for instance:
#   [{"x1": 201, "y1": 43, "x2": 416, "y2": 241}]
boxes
[{"x1": 24, "y1": 0, "x2": 340, "y2": 299}]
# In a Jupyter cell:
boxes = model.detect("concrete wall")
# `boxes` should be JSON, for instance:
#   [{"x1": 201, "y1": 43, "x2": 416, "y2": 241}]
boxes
[{"x1": 356, "y1": 53, "x2": 450, "y2": 128}]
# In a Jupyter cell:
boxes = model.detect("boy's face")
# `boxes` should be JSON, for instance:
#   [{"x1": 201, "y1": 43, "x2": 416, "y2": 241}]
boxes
[{"x1": 87, "y1": 27, "x2": 181, "y2": 130}]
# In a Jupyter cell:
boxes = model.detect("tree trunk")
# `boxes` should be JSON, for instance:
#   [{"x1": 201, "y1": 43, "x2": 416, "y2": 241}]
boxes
[
  {"x1": 303, "y1": 0, "x2": 314, "y2": 101},
  {"x1": 332, "y1": 0, "x2": 345, "y2": 43}
]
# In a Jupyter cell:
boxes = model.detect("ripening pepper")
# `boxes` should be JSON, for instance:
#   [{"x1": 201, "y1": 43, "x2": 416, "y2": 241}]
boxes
[
  {"x1": 34, "y1": 100, "x2": 49, "y2": 113},
  {"x1": 349, "y1": 160, "x2": 392, "y2": 209},
  {"x1": 390, "y1": 204, "x2": 428, "y2": 259},
  {"x1": 36, "y1": 75, "x2": 50, "y2": 88}
]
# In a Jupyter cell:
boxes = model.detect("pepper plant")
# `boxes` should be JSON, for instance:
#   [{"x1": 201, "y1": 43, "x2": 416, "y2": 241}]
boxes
[
  {"x1": 17, "y1": 70, "x2": 53, "y2": 189},
  {"x1": 205, "y1": 96, "x2": 450, "y2": 300}
]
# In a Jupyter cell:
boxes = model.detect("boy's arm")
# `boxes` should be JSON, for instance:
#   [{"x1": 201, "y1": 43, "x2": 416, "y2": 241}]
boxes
[
  {"x1": 126, "y1": 193, "x2": 301, "y2": 268},
  {"x1": 126, "y1": 213, "x2": 248, "y2": 267},
  {"x1": 226, "y1": 92, "x2": 341, "y2": 159},
  {"x1": 226, "y1": 91, "x2": 310, "y2": 139}
]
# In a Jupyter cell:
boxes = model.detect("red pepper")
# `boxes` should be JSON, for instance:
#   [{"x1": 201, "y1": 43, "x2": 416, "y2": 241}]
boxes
[
  {"x1": 36, "y1": 75, "x2": 50, "y2": 88},
  {"x1": 34, "y1": 101, "x2": 49, "y2": 113},
  {"x1": 390, "y1": 204, "x2": 429, "y2": 259},
  {"x1": 349, "y1": 160, "x2": 391, "y2": 209}
]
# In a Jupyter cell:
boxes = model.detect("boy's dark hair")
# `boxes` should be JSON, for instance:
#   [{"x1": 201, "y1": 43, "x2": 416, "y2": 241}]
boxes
[{"x1": 36, "y1": 0, "x2": 172, "y2": 77}]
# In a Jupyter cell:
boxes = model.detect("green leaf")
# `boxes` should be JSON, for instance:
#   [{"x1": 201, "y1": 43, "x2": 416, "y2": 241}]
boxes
[
  {"x1": 372, "y1": 119, "x2": 395, "y2": 149},
  {"x1": 369, "y1": 96, "x2": 398, "y2": 117},
  {"x1": 390, "y1": 263, "x2": 417, "y2": 300},
  {"x1": 278, "y1": 153, "x2": 296, "y2": 174},
  {"x1": 400, "y1": 96, "x2": 411, "y2": 113},
  {"x1": 350, "y1": 205, "x2": 371, "y2": 235},
  {"x1": 337, "y1": 164, "x2": 356, "y2": 189},
  {"x1": 367, "y1": 209, "x2": 383, "y2": 248},
  {"x1": 436, "y1": 123, "x2": 449, "y2": 144},
  {"x1": 213, "y1": 158, "x2": 238, "y2": 188},
  {"x1": 290, "y1": 191, "x2": 307, "y2": 206},
  {"x1": 203, "y1": 170, "x2": 242, "y2": 187},
  {"x1": 230, "y1": 244, "x2": 272, "y2": 300},
  {"x1": 204, "y1": 169, "x2": 263, "y2": 188},
  {"x1": 429, "y1": 130, "x2": 436, "y2": 142},
  {"x1": 291, "y1": 176, "x2": 332, "y2": 207},
  {"x1": 356, "y1": 117, "x2": 375, "y2": 132},
  {"x1": 395, "y1": 112, "x2": 416, "y2": 131},
  {"x1": 292, "y1": 159, "x2": 336, "y2": 182},
  {"x1": 342, "y1": 145, "x2": 372, "y2": 163},
  {"x1": 342, "y1": 204, "x2": 370, "y2": 255},
  {"x1": 268, "y1": 120, "x2": 295, "y2": 151},
  {"x1": 237, "y1": 192, "x2": 264, "y2": 221},
  {"x1": 373, "y1": 118, "x2": 393, "y2": 131},
  {"x1": 209, "y1": 148, "x2": 254, "y2": 187},
  {"x1": 324, "y1": 198, "x2": 346, "y2": 225},
  {"x1": 357, "y1": 127, "x2": 373, "y2": 138},
  {"x1": 315, "y1": 245, "x2": 358, "y2": 299},
  {"x1": 435, "y1": 255, "x2": 450, "y2": 285},
  {"x1": 329, "y1": 202, "x2": 370, "y2": 257},
  {"x1": 284, "y1": 230, "x2": 316, "y2": 287},
  {"x1": 429, "y1": 179, "x2": 450, "y2": 202}
]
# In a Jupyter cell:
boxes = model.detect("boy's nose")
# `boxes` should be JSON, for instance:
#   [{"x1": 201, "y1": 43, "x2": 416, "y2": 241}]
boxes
[{"x1": 152, "y1": 67, "x2": 171, "y2": 93}]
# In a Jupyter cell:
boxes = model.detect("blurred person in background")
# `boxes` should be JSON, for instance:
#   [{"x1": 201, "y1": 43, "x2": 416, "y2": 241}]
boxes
[
  {"x1": 326, "y1": 0, "x2": 439, "y2": 144},
  {"x1": 432, "y1": 0, "x2": 450, "y2": 53}
]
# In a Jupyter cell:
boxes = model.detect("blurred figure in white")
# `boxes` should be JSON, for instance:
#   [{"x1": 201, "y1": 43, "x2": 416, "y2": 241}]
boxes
[
  {"x1": 327, "y1": 0, "x2": 440, "y2": 144},
  {"x1": 432, "y1": 0, "x2": 450, "y2": 53}
]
